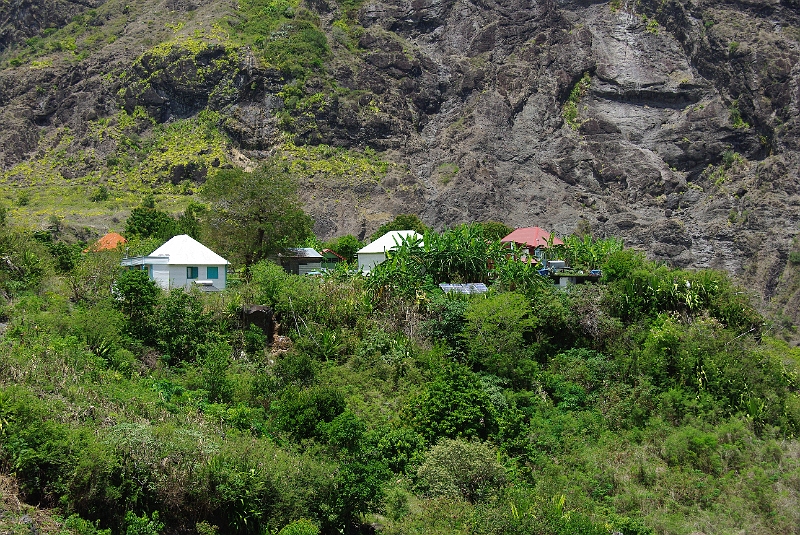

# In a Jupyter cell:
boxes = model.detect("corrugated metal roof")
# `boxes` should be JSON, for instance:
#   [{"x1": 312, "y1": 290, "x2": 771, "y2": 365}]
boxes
[
  {"x1": 501, "y1": 227, "x2": 564, "y2": 247},
  {"x1": 279, "y1": 247, "x2": 323, "y2": 259},
  {"x1": 357, "y1": 230, "x2": 422, "y2": 254},
  {"x1": 150, "y1": 235, "x2": 230, "y2": 265},
  {"x1": 439, "y1": 283, "x2": 489, "y2": 294}
]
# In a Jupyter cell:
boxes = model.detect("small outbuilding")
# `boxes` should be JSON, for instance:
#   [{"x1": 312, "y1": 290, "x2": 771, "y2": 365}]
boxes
[
  {"x1": 121, "y1": 234, "x2": 229, "y2": 291},
  {"x1": 321, "y1": 248, "x2": 346, "y2": 269},
  {"x1": 276, "y1": 248, "x2": 324, "y2": 275},
  {"x1": 357, "y1": 230, "x2": 423, "y2": 273}
]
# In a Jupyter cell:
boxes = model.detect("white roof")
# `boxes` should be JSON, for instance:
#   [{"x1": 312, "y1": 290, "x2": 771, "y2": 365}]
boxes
[
  {"x1": 358, "y1": 230, "x2": 423, "y2": 254},
  {"x1": 150, "y1": 235, "x2": 229, "y2": 265}
]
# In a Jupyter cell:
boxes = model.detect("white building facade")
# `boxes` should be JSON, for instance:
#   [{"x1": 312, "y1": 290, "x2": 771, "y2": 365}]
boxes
[
  {"x1": 121, "y1": 234, "x2": 230, "y2": 291},
  {"x1": 357, "y1": 230, "x2": 422, "y2": 274}
]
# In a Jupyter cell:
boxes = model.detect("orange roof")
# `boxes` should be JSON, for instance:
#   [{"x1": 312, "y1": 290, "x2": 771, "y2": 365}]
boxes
[
  {"x1": 87, "y1": 232, "x2": 127, "y2": 252},
  {"x1": 501, "y1": 227, "x2": 563, "y2": 248}
]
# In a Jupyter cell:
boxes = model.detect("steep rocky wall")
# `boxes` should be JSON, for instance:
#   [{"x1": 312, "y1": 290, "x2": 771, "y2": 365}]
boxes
[{"x1": 1, "y1": 0, "x2": 799, "y2": 322}]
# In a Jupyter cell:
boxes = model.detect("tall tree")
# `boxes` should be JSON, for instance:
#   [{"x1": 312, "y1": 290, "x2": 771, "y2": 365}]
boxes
[
  {"x1": 370, "y1": 214, "x2": 428, "y2": 241},
  {"x1": 202, "y1": 161, "x2": 313, "y2": 267}
]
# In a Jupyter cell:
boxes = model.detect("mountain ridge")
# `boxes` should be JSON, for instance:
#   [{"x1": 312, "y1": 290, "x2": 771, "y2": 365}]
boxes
[{"x1": 1, "y1": 0, "x2": 799, "y2": 322}]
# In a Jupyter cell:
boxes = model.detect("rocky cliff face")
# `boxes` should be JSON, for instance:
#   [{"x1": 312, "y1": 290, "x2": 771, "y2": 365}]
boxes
[{"x1": 1, "y1": 0, "x2": 799, "y2": 318}]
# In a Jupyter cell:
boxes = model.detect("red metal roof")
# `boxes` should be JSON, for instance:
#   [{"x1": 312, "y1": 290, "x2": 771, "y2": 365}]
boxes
[
  {"x1": 501, "y1": 227, "x2": 563, "y2": 248},
  {"x1": 322, "y1": 248, "x2": 346, "y2": 261},
  {"x1": 86, "y1": 232, "x2": 127, "y2": 252}
]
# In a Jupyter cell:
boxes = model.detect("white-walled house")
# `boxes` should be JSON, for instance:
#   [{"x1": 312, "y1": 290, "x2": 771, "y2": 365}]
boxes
[
  {"x1": 121, "y1": 234, "x2": 230, "y2": 291},
  {"x1": 357, "y1": 230, "x2": 423, "y2": 273}
]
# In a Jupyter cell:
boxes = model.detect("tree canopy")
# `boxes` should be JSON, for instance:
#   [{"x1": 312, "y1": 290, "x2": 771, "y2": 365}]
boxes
[
  {"x1": 201, "y1": 161, "x2": 314, "y2": 267},
  {"x1": 371, "y1": 214, "x2": 429, "y2": 241}
]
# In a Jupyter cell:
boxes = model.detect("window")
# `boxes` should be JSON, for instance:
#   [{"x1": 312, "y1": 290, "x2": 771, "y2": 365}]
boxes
[
  {"x1": 206, "y1": 266, "x2": 218, "y2": 279},
  {"x1": 187, "y1": 266, "x2": 198, "y2": 279}
]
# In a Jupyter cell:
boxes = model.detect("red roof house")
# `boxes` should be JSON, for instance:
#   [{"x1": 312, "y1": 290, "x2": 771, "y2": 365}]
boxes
[
  {"x1": 501, "y1": 227, "x2": 563, "y2": 249},
  {"x1": 85, "y1": 232, "x2": 127, "y2": 252}
]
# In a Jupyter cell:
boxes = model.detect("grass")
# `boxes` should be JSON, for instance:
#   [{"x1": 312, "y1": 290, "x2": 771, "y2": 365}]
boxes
[
  {"x1": 563, "y1": 72, "x2": 591, "y2": 129},
  {"x1": 436, "y1": 163, "x2": 459, "y2": 185}
]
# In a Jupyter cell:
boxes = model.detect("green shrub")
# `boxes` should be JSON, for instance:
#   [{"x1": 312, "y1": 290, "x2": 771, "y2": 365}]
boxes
[
  {"x1": 663, "y1": 426, "x2": 722, "y2": 475},
  {"x1": 406, "y1": 363, "x2": 498, "y2": 442},
  {"x1": 0, "y1": 386, "x2": 73, "y2": 504},
  {"x1": 272, "y1": 385, "x2": 346, "y2": 440},
  {"x1": 201, "y1": 341, "x2": 234, "y2": 403},
  {"x1": 416, "y1": 438, "x2": 507, "y2": 503},
  {"x1": 278, "y1": 519, "x2": 319, "y2": 535},
  {"x1": 154, "y1": 289, "x2": 215, "y2": 363},
  {"x1": 422, "y1": 293, "x2": 468, "y2": 354},
  {"x1": 113, "y1": 269, "x2": 159, "y2": 341},
  {"x1": 462, "y1": 291, "x2": 538, "y2": 378},
  {"x1": 562, "y1": 72, "x2": 590, "y2": 129},
  {"x1": 371, "y1": 425, "x2": 426, "y2": 474}
]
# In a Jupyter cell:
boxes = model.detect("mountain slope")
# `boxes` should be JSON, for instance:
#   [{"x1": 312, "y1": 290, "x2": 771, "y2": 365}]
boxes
[{"x1": 1, "y1": 0, "x2": 799, "y2": 319}]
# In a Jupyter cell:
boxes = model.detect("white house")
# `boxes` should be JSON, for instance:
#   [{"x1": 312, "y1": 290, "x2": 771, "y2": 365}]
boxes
[
  {"x1": 121, "y1": 234, "x2": 230, "y2": 291},
  {"x1": 357, "y1": 230, "x2": 423, "y2": 273}
]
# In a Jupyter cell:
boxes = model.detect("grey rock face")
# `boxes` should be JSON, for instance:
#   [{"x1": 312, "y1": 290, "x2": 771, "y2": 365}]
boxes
[{"x1": 1, "y1": 0, "x2": 800, "y2": 320}]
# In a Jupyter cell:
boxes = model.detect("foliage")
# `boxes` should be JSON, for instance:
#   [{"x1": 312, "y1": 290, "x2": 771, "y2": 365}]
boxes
[
  {"x1": 563, "y1": 72, "x2": 590, "y2": 129},
  {"x1": 371, "y1": 214, "x2": 429, "y2": 241},
  {"x1": 729, "y1": 99, "x2": 750, "y2": 129},
  {"x1": 235, "y1": 0, "x2": 329, "y2": 78},
  {"x1": 202, "y1": 160, "x2": 314, "y2": 267},
  {"x1": 271, "y1": 386, "x2": 346, "y2": 441},
  {"x1": 462, "y1": 292, "x2": 538, "y2": 378},
  {"x1": 201, "y1": 341, "x2": 234, "y2": 403},
  {"x1": 124, "y1": 511, "x2": 164, "y2": 535},
  {"x1": 406, "y1": 362, "x2": 498, "y2": 442},
  {"x1": 322, "y1": 234, "x2": 363, "y2": 263},
  {"x1": 416, "y1": 438, "x2": 507, "y2": 503},
  {"x1": 0, "y1": 227, "x2": 50, "y2": 296},
  {"x1": 154, "y1": 289, "x2": 217, "y2": 364},
  {"x1": 278, "y1": 519, "x2": 319, "y2": 535},
  {"x1": 124, "y1": 206, "x2": 177, "y2": 241},
  {"x1": 113, "y1": 269, "x2": 160, "y2": 340},
  {"x1": 468, "y1": 220, "x2": 513, "y2": 241},
  {"x1": 366, "y1": 224, "x2": 512, "y2": 299},
  {"x1": 556, "y1": 235, "x2": 624, "y2": 270}
]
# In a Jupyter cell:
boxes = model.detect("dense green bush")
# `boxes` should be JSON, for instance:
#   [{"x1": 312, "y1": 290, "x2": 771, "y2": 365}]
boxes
[
  {"x1": 415, "y1": 438, "x2": 507, "y2": 503},
  {"x1": 153, "y1": 289, "x2": 217, "y2": 364},
  {"x1": 113, "y1": 269, "x2": 159, "y2": 341},
  {"x1": 272, "y1": 385, "x2": 346, "y2": 441},
  {"x1": 462, "y1": 291, "x2": 538, "y2": 379},
  {"x1": 406, "y1": 363, "x2": 498, "y2": 442}
]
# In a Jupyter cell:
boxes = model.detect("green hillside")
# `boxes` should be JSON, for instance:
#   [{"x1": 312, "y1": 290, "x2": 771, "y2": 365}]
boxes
[{"x1": 1, "y1": 218, "x2": 799, "y2": 535}]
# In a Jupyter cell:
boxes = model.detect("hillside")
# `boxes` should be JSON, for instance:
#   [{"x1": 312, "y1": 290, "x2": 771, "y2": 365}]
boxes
[
  {"x1": 0, "y1": 225, "x2": 799, "y2": 535},
  {"x1": 2, "y1": 0, "x2": 800, "y2": 318}
]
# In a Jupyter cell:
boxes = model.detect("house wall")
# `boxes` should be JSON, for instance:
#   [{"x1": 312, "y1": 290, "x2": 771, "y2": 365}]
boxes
[
  {"x1": 358, "y1": 252, "x2": 387, "y2": 273},
  {"x1": 148, "y1": 264, "x2": 226, "y2": 290},
  {"x1": 298, "y1": 261, "x2": 322, "y2": 275},
  {"x1": 281, "y1": 259, "x2": 322, "y2": 275},
  {"x1": 152, "y1": 265, "x2": 171, "y2": 290}
]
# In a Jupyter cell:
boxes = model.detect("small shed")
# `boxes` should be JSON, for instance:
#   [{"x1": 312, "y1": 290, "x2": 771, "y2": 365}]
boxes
[
  {"x1": 501, "y1": 227, "x2": 564, "y2": 263},
  {"x1": 277, "y1": 248, "x2": 323, "y2": 275},
  {"x1": 121, "y1": 234, "x2": 229, "y2": 291},
  {"x1": 357, "y1": 230, "x2": 423, "y2": 273},
  {"x1": 321, "y1": 248, "x2": 346, "y2": 269}
]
